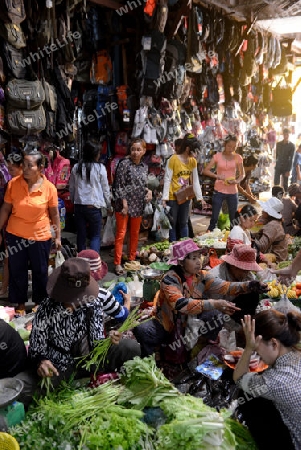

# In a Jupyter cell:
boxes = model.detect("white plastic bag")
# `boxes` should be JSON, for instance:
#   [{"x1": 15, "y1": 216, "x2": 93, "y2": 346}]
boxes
[
  {"x1": 102, "y1": 216, "x2": 115, "y2": 246},
  {"x1": 55, "y1": 250, "x2": 65, "y2": 268}
]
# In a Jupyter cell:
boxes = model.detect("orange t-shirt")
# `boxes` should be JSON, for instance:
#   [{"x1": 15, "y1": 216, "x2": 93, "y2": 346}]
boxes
[{"x1": 4, "y1": 174, "x2": 58, "y2": 241}]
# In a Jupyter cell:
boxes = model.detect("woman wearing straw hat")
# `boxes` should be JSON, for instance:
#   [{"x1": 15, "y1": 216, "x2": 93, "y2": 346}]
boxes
[
  {"x1": 254, "y1": 196, "x2": 289, "y2": 262},
  {"x1": 29, "y1": 258, "x2": 140, "y2": 385},
  {"x1": 133, "y1": 239, "x2": 267, "y2": 359},
  {"x1": 204, "y1": 244, "x2": 268, "y2": 323}
]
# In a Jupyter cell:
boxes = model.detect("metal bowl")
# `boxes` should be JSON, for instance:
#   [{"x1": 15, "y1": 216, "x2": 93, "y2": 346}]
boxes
[
  {"x1": 0, "y1": 378, "x2": 24, "y2": 408},
  {"x1": 139, "y1": 269, "x2": 164, "y2": 280}
]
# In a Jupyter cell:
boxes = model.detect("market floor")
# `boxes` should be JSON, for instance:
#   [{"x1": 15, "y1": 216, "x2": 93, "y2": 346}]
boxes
[{"x1": 0, "y1": 190, "x2": 271, "y2": 312}]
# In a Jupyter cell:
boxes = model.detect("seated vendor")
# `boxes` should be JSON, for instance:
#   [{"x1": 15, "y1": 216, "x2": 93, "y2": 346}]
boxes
[
  {"x1": 233, "y1": 312, "x2": 301, "y2": 450},
  {"x1": 133, "y1": 239, "x2": 269, "y2": 358},
  {"x1": 0, "y1": 318, "x2": 28, "y2": 379},
  {"x1": 28, "y1": 258, "x2": 141, "y2": 386},
  {"x1": 204, "y1": 244, "x2": 268, "y2": 323}
]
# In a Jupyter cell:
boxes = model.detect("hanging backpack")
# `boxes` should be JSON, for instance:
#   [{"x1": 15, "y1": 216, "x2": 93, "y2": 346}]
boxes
[
  {"x1": 0, "y1": 0, "x2": 26, "y2": 24},
  {"x1": 82, "y1": 89, "x2": 98, "y2": 133},
  {"x1": 115, "y1": 131, "x2": 128, "y2": 156},
  {"x1": 7, "y1": 106, "x2": 46, "y2": 135},
  {"x1": 2, "y1": 41, "x2": 27, "y2": 79},
  {"x1": 0, "y1": 163, "x2": 11, "y2": 205},
  {"x1": 116, "y1": 85, "x2": 136, "y2": 129},
  {"x1": 90, "y1": 50, "x2": 113, "y2": 85},
  {"x1": 51, "y1": 154, "x2": 71, "y2": 190},
  {"x1": 0, "y1": 22, "x2": 26, "y2": 49},
  {"x1": 96, "y1": 85, "x2": 114, "y2": 132},
  {"x1": 5, "y1": 79, "x2": 45, "y2": 109},
  {"x1": 58, "y1": 198, "x2": 66, "y2": 230}
]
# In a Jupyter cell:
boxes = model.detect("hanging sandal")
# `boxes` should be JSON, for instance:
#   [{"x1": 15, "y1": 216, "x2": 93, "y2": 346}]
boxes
[{"x1": 115, "y1": 265, "x2": 125, "y2": 276}]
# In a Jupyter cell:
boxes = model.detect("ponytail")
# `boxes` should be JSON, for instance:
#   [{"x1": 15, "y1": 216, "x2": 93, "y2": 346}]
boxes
[{"x1": 255, "y1": 309, "x2": 301, "y2": 349}]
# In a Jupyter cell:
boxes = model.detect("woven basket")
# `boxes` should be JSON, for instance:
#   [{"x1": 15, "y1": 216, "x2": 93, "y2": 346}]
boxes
[{"x1": 0, "y1": 433, "x2": 20, "y2": 450}]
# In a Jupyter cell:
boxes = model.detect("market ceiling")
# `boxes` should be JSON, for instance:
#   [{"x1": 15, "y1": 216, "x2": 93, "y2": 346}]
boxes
[{"x1": 197, "y1": 0, "x2": 301, "y2": 40}]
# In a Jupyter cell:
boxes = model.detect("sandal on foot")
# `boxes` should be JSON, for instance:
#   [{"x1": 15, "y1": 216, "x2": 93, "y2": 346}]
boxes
[{"x1": 115, "y1": 265, "x2": 125, "y2": 276}]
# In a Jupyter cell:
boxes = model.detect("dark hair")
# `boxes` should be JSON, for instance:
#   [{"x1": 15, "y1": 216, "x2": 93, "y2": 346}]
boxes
[
  {"x1": 77, "y1": 141, "x2": 101, "y2": 183},
  {"x1": 23, "y1": 149, "x2": 45, "y2": 169},
  {"x1": 272, "y1": 185, "x2": 284, "y2": 199},
  {"x1": 224, "y1": 134, "x2": 238, "y2": 143},
  {"x1": 128, "y1": 138, "x2": 146, "y2": 153},
  {"x1": 255, "y1": 309, "x2": 301, "y2": 349},
  {"x1": 234, "y1": 204, "x2": 258, "y2": 221},
  {"x1": 178, "y1": 134, "x2": 200, "y2": 155},
  {"x1": 283, "y1": 128, "x2": 290, "y2": 134},
  {"x1": 7, "y1": 148, "x2": 23, "y2": 167},
  {"x1": 244, "y1": 155, "x2": 258, "y2": 167},
  {"x1": 174, "y1": 139, "x2": 183, "y2": 152}
]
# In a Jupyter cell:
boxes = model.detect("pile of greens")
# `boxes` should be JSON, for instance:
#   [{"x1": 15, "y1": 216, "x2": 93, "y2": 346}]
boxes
[{"x1": 10, "y1": 356, "x2": 257, "y2": 450}]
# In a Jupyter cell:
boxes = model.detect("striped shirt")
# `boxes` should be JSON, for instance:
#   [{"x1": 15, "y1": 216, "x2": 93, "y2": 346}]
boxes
[{"x1": 29, "y1": 288, "x2": 128, "y2": 372}]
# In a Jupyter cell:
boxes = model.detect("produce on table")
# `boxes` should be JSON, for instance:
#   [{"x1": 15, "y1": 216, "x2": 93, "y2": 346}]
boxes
[
  {"x1": 263, "y1": 253, "x2": 276, "y2": 264},
  {"x1": 124, "y1": 260, "x2": 142, "y2": 271}
]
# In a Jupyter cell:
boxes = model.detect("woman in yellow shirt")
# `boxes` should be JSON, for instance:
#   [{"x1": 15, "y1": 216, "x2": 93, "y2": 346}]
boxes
[{"x1": 162, "y1": 135, "x2": 204, "y2": 242}]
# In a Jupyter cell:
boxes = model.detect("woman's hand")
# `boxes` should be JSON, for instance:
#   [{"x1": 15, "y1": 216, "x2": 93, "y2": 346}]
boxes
[
  {"x1": 37, "y1": 359, "x2": 59, "y2": 378},
  {"x1": 145, "y1": 189, "x2": 152, "y2": 203},
  {"x1": 241, "y1": 315, "x2": 262, "y2": 352},
  {"x1": 213, "y1": 300, "x2": 241, "y2": 315},
  {"x1": 109, "y1": 330, "x2": 121, "y2": 345},
  {"x1": 121, "y1": 206, "x2": 128, "y2": 216},
  {"x1": 120, "y1": 291, "x2": 131, "y2": 310},
  {"x1": 54, "y1": 238, "x2": 61, "y2": 250}
]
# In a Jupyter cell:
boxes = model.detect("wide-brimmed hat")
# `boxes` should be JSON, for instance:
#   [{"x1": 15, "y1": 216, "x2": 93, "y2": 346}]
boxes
[
  {"x1": 221, "y1": 244, "x2": 262, "y2": 271},
  {"x1": 47, "y1": 258, "x2": 99, "y2": 306},
  {"x1": 77, "y1": 249, "x2": 108, "y2": 281},
  {"x1": 259, "y1": 197, "x2": 283, "y2": 219},
  {"x1": 168, "y1": 239, "x2": 201, "y2": 265}
]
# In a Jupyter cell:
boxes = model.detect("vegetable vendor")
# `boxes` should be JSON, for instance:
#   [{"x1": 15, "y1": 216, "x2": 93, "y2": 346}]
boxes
[
  {"x1": 29, "y1": 258, "x2": 141, "y2": 386},
  {"x1": 204, "y1": 244, "x2": 268, "y2": 324},
  {"x1": 134, "y1": 239, "x2": 243, "y2": 358},
  {"x1": 233, "y1": 312, "x2": 301, "y2": 449},
  {"x1": 0, "y1": 318, "x2": 28, "y2": 379}
]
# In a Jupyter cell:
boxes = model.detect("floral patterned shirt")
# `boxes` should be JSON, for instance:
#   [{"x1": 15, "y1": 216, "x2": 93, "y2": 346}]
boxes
[
  {"x1": 29, "y1": 288, "x2": 128, "y2": 372},
  {"x1": 113, "y1": 158, "x2": 148, "y2": 217}
]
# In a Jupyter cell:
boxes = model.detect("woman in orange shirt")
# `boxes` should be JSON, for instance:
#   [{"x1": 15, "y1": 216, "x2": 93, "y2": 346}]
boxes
[
  {"x1": 0, "y1": 149, "x2": 61, "y2": 315},
  {"x1": 202, "y1": 135, "x2": 244, "y2": 232}
]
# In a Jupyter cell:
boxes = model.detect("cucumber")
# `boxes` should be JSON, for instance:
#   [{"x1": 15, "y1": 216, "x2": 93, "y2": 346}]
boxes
[{"x1": 118, "y1": 277, "x2": 126, "y2": 282}]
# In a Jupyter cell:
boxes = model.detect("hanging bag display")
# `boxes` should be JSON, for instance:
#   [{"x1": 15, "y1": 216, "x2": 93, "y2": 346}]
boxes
[
  {"x1": 7, "y1": 106, "x2": 46, "y2": 135},
  {"x1": 6, "y1": 79, "x2": 45, "y2": 109}
]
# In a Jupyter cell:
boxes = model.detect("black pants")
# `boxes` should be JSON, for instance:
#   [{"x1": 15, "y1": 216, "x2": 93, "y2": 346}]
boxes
[{"x1": 237, "y1": 396, "x2": 294, "y2": 450}]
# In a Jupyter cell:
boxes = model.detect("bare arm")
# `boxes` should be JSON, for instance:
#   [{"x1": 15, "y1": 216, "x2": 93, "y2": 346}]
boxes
[
  {"x1": 0, "y1": 202, "x2": 12, "y2": 230},
  {"x1": 202, "y1": 157, "x2": 219, "y2": 179},
  {"x1": 49, "y1": 206, "x2": 61, "y2": 250}
]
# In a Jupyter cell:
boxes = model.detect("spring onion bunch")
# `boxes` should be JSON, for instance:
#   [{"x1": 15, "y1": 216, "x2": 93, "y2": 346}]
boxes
[
  {"x1": 118, "y1": 355, "x2": 180, "y2": 409},
  {"x1": 79, "y1": 306, "x2": 147, "y2": 374}
]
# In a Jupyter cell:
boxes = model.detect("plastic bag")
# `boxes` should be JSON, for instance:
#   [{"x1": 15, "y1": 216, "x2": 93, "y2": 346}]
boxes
[
  {"x1": 55, "y1": 250, "x2": 65, "y2": 268},
  {"x1": 102, "y1": 216, "x2": 115, "y2": 246},
  {"x1": 159, "y1": 209, "x2": 171, "y2": 229},
  {"x1": 144, "y1": 202, "x2": 153, "y2": 215},
  {"x1": 111, "y1": 282, "x2": 127, "y2": 305},
  {"x1": 273, "y1": 295, "x2": 300, "y2": 314}
]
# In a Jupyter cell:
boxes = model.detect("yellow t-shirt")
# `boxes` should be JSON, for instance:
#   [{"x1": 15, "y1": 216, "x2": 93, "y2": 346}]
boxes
[{"x1": 168, "y1": 155, "x2": 197, "y2": 200}]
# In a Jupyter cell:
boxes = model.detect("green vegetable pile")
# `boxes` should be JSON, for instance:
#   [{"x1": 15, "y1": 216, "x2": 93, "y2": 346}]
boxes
[
  {"x1": 10, "y1": 356, "x2": 257, "y2": 450},
  {"x1": 140, "y1": 241, "x2": 170, "y2": 252}
]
